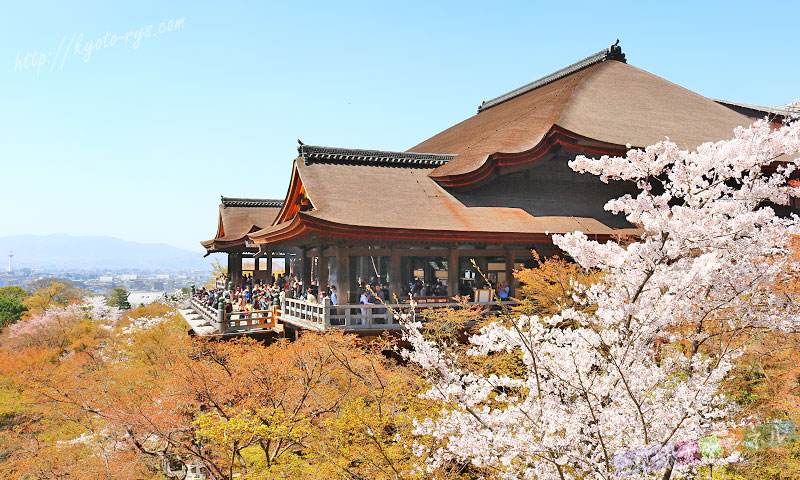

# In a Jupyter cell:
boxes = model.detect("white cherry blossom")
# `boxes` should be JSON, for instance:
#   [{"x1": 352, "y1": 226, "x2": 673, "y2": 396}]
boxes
[{"x1": 403, "y1": 120, "x2": 800, "y2": 479}]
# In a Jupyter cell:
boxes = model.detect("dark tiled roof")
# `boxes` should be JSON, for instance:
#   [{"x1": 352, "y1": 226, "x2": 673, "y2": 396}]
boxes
[
  {"x1": 713, "y1": 99, "x2": 795, "y2": 118},
  {"x1": 477, "y1": 41, "x2": 627, "y2": 113},
  {"x1": 221, "y1": 197, "x2": 284, "y2": 208},
  {"x1": 298, "y1": 144, "x2": 455, "y2": 168}
]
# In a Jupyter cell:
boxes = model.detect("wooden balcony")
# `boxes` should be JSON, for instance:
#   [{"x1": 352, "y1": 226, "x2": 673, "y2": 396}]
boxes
[
  {"x1": 182, "y1": 296, "x2": 516, "y2": 336},
  {"x1": 183, "y1": 298, "x2": 278, "y2": 336}
]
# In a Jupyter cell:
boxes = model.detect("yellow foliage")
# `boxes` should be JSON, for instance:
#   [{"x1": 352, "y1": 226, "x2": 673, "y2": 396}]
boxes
[
  {"x1": 512, "y1": 251, "x2": 602, "y2": 318},
  {"x1": 206, "y1": 259, "x2": 227, "y2": 289},
  {"x1": 23, "y1": 281, "x2": 83, "y2": 315}
]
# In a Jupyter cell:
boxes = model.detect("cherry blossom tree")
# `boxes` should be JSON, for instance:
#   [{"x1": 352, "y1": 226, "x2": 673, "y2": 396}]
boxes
[{"x1": 402, "y1": 119, "x2": 800, "y2": 480}]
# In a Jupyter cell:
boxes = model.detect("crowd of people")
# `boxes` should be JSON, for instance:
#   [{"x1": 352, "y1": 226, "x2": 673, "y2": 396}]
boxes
[{"x1": 193, "y1": 273, "x2": 513, "y2": 317}]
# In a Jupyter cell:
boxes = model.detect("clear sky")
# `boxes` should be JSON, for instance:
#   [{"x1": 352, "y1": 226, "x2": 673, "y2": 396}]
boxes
[{"x1": 1, "y1": 1, "x2": 798, "y2": 252}]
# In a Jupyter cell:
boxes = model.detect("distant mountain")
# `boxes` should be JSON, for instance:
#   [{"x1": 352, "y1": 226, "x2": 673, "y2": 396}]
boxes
[{"x1": 0, "y1": 234, "x2": 213, "y2": 270}]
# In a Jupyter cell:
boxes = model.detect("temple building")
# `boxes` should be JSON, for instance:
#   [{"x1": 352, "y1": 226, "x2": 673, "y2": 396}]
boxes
[
  {"x1": 201, "y1": 197, "x2": 300, "y2": 286},
  {"x1": 203, "y1": 42, "x2": 784, "y2": 307}
]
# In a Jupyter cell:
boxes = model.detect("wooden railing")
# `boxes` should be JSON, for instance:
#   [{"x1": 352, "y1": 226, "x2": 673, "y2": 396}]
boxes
[
  {"x1": 189, "y1": 297, "x2": 277, "y2": 334},
  {"x1": 191, "y1": 296, "x2": 517, "y2": 334},
  {"x1": 225, "y1": 307, "x2": 278, "y2": 333},
  {"x1": 280, "y1": 297, "x2": 517, "y2": 331},
  {"x1": 191, "y1": 298, "x2": 218, "y2": 324}
]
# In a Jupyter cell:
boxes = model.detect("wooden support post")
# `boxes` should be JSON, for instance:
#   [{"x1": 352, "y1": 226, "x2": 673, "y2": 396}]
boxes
[
  {"x1": 228, "y1": 252, "x2": 242, "y2": 290},
  {"x1": 505, "y1": 248, "x2": 516, "y2": 298},
  {"x1": 336, "y1": 247, "x2": 351, "y2": 305},
  {"x1": 301, "y1": 247, "x2": 312, "y2": 291},
  {"x1": 360, "y1": 256, "x2": 370, "y2": 285},
  {"x1": 448, "y1": 246, "x2": 459, "y2": 298},
  {"x1": 285, "y1": 252, "x2": 291, "y2": 277},
  {"x1": 265, "y1": 250, "x2": 273, "y2": 284},
  {"x1": 389, "y1": 248, "x2": 402, "y2": 301},
  {"x1": 318, "y1": 250, "x2": 329, "y2": 295}
]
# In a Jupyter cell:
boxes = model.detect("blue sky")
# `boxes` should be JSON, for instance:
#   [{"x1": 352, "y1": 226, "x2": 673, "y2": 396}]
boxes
[{"x1": 1, "y1": 1, "x2": 798, "y2": 252}]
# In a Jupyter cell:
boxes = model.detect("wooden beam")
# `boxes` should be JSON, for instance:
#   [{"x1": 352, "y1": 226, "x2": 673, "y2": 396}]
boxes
[{"x1": 342, "y1": 247, "x2": 450, "y2": 257}]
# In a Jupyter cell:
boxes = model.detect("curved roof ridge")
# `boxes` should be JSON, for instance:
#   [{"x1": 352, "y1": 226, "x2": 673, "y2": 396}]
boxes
[
  {"x1": 477, "y1": 41, "x2": 626, "y2": 113},
  {"x1": 298, "y1": 144, "x2": 455, "y2": 168},
  {"x1": 221, "y1": 197, "x2": 284, "y2": 208}
]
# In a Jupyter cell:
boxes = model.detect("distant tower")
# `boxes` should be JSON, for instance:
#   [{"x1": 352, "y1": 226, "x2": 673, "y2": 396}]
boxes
[{"x1": 7, "y1": 250, "x2": 12, "y2": 273}]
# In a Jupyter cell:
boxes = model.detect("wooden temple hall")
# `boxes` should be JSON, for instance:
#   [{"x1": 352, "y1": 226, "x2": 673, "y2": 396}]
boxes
[{"x1": 193, "y1": 42, "x2": 786, "y2": 334}]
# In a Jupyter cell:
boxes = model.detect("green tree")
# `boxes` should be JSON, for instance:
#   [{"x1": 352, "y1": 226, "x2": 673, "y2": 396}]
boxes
[
  {"x1": 108, "y1": 288, "x2": 131, "y2": 310},
  {"x1": 0, "y1": 286, "x2": 30, "y2": 303},
  {"x1": 0, "y1": 297, "x2": 27, "y2": 331}
]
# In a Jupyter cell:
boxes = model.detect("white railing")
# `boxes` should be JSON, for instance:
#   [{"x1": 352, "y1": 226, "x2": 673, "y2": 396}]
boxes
[
  {"x1": 280, "y1": 297, "x2": 518, "y2": 331},
  {"x1": 281, "y1": 298, "x2": 330, "y2": 330}
]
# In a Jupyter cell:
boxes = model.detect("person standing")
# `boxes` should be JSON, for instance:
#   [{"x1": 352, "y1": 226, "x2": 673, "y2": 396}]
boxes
[
  {"x1": 330, "y1": 285, "x2": 338, "y2": 306},
  {"x1": 496, "y1": 281, "x2": 510, "y2": 301}
]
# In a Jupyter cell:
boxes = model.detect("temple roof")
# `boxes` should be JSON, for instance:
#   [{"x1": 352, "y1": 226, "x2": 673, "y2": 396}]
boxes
[
  {"x1": 245, "y1": 43, "x2": 773, "y2": 247},
  {"x1": 412, "y1": 42, "x2": 755, "y2": 180},
  {"x1": 298, "y1": 144, "x2": 454, "y2": 168},
  {"x1": 714, "y1": 99, "x2": 797, "y2": 121},
  {"x1": 248, "y1": 156, "x2": 622, "y2": 245},
  {"x1": 221, "y1": 197, "x2": 284, "y2": 208},
  {"x1": 477, "y1": 41, "x2": 626, "y2": 113},
  {"x1": 201, "y1": 196, "x2": 284, "y2": 252}
]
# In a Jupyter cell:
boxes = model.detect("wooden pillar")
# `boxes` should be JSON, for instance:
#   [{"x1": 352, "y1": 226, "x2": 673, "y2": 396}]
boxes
[
  {"x1": 301, "y1": 247, "x2": 312, "y2": 291},
  {"x1": 265, "y1": 250, "x2": 273, "y2": 284},
  {"x1": 505, "y1": 248, "x2": 516, "y2": 297},
  {"x1": 360, "y1": 256, "x2": 370, "y2": 285},
  {"x1": 389, "y1": 248, "x2": 402, "y2": 300},
  {"x1": 318, "y1": 250, "x2": 329, "y2": 295},
  {"x1": 228, "y1": 252, "x2": 242, "y2": 289},
  {"x1": 254, "y1": 256, "x2": 260, "y2": 272},
  {"x1": 285, "y1": 252, "x2": 291, "y2": 276},
  {"x1": 336, "y1": 247, "x2": 351, "y2": 304},
  {"x1": 448, "y1": 246, "x2": 459, "y2": 298}
]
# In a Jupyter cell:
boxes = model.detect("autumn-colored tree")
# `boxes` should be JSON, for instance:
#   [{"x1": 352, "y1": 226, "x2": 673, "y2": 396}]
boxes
[
  {"x1": 23, "y1": 279, "x2": 83, "y2": 314},
  {"x1": 0, "y1": 292, "x2": 449, "y2": 480},
  {"x1": 109, "y1": 332, "x2": 430, "y2": 479},
  {"x1": 513, "y1": 251, "x2": 603, "y2": 317},
  {"x1": 206, "y1": 259, "x2": 227, "y2": 289}
]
